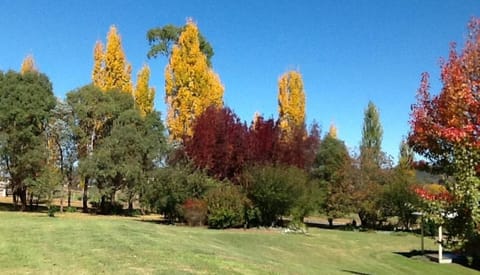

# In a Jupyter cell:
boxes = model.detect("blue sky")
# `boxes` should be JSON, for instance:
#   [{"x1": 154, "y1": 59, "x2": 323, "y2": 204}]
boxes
[{"x1": 1, "y1": 1, "x2": 479, "y2": 161}]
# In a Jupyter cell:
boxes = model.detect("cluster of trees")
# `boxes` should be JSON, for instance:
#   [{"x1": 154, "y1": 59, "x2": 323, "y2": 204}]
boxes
[
  {"x1": 0, "y1": 19, "x2": 418, "y2": 229},
  {"x1": 1, "y1": 19, "x2": 478, "y2": 263}
]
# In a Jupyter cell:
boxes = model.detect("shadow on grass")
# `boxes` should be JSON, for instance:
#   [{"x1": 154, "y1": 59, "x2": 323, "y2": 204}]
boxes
[
  {"x1": 0, "y1": 202, "x2": 17, "y2": 211},
  {"x1": 340, "y1": 270, "x2": 371, "y2": 275},
  {"x1": 395, "y1": 250, "x2": 480, "y2": 271}
]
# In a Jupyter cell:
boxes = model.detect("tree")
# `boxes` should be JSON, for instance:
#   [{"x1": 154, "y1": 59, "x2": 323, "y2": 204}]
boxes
[
  {"x1": 85, "y1": 108, "x2": 167, "y2": 213},
  {"x1": 248, "y1": 116, "x2": 278, "y2": 165},
  {"x1": 275, "y1": 123, "x2": 320, "y2": 170},
  {"x1": 92, "y1": 42, "x2": 105, "y2": 89},
  {"x1": 360, "y1": 101, "x2": 383, "y2": 167},
  {"x1": 185, "y1": 106, "x2": 248, "y2": 182},
  {"x1": 408, "y1": 18, "x2": 480, "y2": 245},
  {"x1": 20, "y1": 55, "x2": 37, "y2": 74},
  {"x1": 67, "y1": 85, "x2": 121, "y2": 212},
  {"x1": 328, "y1": 123, "x2": 338, "y2": 139},
  {"x1": 164, "y1": 19, "x2": 224, "y2": 141},
  {"x1": 92, "y1": 26, "x2": 133, "y2": 94},
  {"x1": 278, "y1": 70, "x2": 306, "y2": 139},
  {"x1": 380, "y1": 141, "x2": 418, "y2": 230},
  {"x1": 46, "y1": 99, "x2": 77, "y2": 210},
  {"x1": 313, "y1": 127, "x2": 353, "y2": 225},
  {"x1": 356, "y1": 101, "x2": 389, "y2": 228},
  {"x1": 0, "y1": 70, "x2": 56, "y2": 210},
  {"x1": 134, "y1": 65, "x2": 155, "y2": 116},
  {"x1": 147, "y1": 23, "x2": 214, "y2": 66}
]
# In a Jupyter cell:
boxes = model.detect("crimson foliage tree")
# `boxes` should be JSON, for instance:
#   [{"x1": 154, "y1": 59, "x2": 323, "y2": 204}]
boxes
[
  {"x1": 185, "y1": 106, "x2": 248, "y2": 182},
  {"x1": 185, "y1": 107, "x2": 320, "y2": 182}
]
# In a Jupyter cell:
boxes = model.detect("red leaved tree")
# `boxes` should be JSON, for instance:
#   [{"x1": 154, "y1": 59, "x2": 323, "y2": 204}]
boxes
[
  {"x1": 408, "y1": 18, "x2": 480, "y2": 243},
  {"x1": 185, "y1": 106, "x2": 249, "y2": 182}
]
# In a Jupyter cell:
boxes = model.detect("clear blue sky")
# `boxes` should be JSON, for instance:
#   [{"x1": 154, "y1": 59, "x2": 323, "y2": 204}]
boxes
[{"x1": 1, "y1": 1, "x2": 479, "y2": 161}]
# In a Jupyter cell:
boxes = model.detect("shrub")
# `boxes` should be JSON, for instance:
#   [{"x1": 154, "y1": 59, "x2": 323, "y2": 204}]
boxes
[
  {"x1": 140, "y1": 166, "x2": 219, "y2": 223},
  {"x1": 66, "y1": 206, "x2": 77, "y2": 213},
  {"x1": 182, "y1": 198, "x2": 207, "y2": 226},
  {"x1": 206, "y1": 184, "x2": 249, "y2": 229},
  {"x1": 47, "y1": 206, "x2": 59, "y2": 217},
  {"x1": 242, "y1": 165, "x2": 309, "y2": 226}
]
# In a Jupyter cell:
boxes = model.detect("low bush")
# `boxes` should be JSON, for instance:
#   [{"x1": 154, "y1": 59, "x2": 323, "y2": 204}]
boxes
[
  {"x1": 182, "y1": 198, "x2": 207, "y2": 226},
  {"x1": 206, "y1": 184, "x2": 249, "y2": 229},
  {"x1": 242, "y1": 165, "x2": 309, "y2": 226},
  {"x1": 47, "y1": 206, "x2": 59, "y2": 217},
  {"x1": 66, "y1": 206, "x2": 77, "y2": 213}
]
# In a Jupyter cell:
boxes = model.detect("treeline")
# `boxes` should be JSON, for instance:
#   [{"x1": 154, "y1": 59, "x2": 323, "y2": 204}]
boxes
[{"x1": 0, "y1": 19, "x2": 424, "y2": 231}]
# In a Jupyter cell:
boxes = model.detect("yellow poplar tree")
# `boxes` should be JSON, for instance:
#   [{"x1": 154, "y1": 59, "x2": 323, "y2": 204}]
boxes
[
  {"x1": 278, "y1": 70, "x2": 306, "y2": 138},
  {"x1": 92, "y1": 41, "x2": 105, "y2": 88},
  {"x1": 328, "y1": 123, "x2": 338, "y2": 139},
  {"x1": 165, "y1": 19, "x2": 224, "y2": 141},
  {"x1": 20, "y1": 55, "x2": 37, "y2": 74},
  {"x1": 134, "y1": 65, "x2": 155, "y2": 116},
  {"x1": 92, "y1": 25, "x2": 133, "y2": 94}
]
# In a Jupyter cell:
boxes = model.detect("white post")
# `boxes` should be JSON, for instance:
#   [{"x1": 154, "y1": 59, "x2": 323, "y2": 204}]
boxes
[{"x1": 438, "y1": 225, "x2": 443, "y2": 263}]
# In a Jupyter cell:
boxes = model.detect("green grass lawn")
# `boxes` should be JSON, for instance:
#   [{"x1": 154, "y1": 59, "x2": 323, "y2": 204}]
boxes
[{"x1": 0, "y1": 211, "x2": 477, "y2": 274}]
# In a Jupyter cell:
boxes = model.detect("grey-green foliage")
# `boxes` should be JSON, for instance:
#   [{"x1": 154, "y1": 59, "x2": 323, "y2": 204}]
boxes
[
  {"x1": 205, "y1": 184, "x2": 249, "y2": 229},
  {"x1": 67, "y1": 85, "x2": 128, "y2": 212},
  {"x1": 47, "y1": 99, "x2": 77, "y2": 200},
  {"x1": 243, "y1": 165, "x2": 310, "y2": 226},
  {"x1": 89, "y1": 109, "x2": 167, "y2": 211},
  {"x1": 68, "y1": 87, "x2": 168, "y2": 213},
  {"x1": 360, "y1": 101, "x2": 383, "y2": 167},
  {"x1": 142, "y1": 166, "x2": 219, "y2": 223},
  {"x1": 147, "y1": 24, "x2": 214, "y2": 66},
  {"x1": 0, "y1": 71, "x2": 56, "y2": 210}
]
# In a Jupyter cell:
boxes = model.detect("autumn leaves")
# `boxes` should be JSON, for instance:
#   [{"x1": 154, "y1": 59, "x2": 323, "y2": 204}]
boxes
[
  {"x1": 91, "y1": 20, "x2": 307, "y2": 145},
  {"x1": 92, "y1": 26, "x2": 155, "y2": 118}
]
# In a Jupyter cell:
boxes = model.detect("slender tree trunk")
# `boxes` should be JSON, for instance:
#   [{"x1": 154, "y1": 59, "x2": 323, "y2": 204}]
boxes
[
  {"x1": 13, "y1": 191, "x2": 18, "y2": 209},
  {"x1": 128, "y1": 200, "x2": 133, "y2": 212},
  {"x1": 82, "y1": 176, "x2": 89, "y2": 213},
  {"x1": 29, "y1": 193, "x2": 33, "y2": 211},
  {"x1": 60, "y1": 183, "x2": 64, "y2": 213},
  {"x1": 67, "y1": 188, "x2": 71, "y2": 207},
  {"x1": 19, "y1": 188, "x2": 27, "y2": 211}
]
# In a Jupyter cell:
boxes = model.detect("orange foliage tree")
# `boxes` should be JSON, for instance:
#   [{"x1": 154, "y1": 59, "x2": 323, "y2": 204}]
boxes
[{"x1": 408, "y1": 18, "x2": 480, "y2": 242}]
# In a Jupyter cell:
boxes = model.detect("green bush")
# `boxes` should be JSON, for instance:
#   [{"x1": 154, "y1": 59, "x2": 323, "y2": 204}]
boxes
[
  {"x1": 206, "y1": 184, "x2": 249, "y2": 229},
  {"x1": 66, "y1": 206, "x2": 77, "y2": 213},
  {"x1": 47, "y1": 206, "x2": 59, "y2": 217},
  {"x1": 242, "y1": 165, "x2": 310, "y2": 226},
  {"x1": 141, "y1": 166, "x2": 219, "y2": 223}
]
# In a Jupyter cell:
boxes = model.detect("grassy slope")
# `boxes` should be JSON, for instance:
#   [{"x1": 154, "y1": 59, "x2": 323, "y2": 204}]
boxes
[{"x1": 0, "y1": 211, "x2": 477, "y2": 275}]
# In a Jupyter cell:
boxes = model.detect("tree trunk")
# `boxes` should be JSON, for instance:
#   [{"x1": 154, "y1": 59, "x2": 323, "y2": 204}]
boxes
[
  {"x1": 328, "y1": 218, "x2": 334, "y2": 227},
  {"x1": 29, "y1": 193, "x2": 34, "y2": 211},
  {"x1": 67, "y1": 189, "x2": 71, "y2": 207},
  {"x1": 13, "y1": 191, "x2": 18, "y2": 209},
  {"x1": 19, "y1": 188, "x2": 27, "y2": 211},
  {"x1": 82, "y1": 176, "x2": 89, "y2": 213}
]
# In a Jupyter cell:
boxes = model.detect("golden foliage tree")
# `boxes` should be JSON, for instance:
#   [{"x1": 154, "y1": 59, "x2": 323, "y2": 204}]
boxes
[
  {"x1": 278, "y1": 70, "x2": 306, "y2": 138},
  {"x1": 328, "y1": 123, "x2": 338, "y2": 139},
  {"x1": 165, "y1": 19, "x2": 224, "y2": 141},
  {"x1": 92, "y1": 41, "x2": 105, "y2": 88},
  {"x1": 134, "y1": 65, "x2": 155, "y2": 116},
  {"x1": 92, "y1": 25, "x2": 133, "y2": 94},
  {"x1": 20, "y1": 54, "x2": 37, "y2": 74}
]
